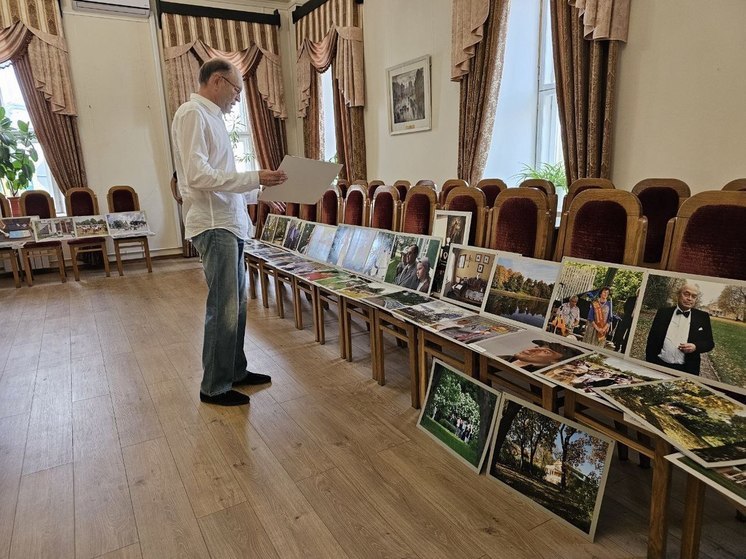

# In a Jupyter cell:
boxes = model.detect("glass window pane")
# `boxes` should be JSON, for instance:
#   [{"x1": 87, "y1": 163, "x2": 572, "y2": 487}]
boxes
[{"x1": 321, "y1": 68, "x2": 337, "y2": 162}]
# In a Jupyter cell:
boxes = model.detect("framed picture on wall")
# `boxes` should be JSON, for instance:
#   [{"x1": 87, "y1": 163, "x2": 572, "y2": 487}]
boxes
[
  {"x1": 478, "y1": 264, "x2": 484, "y2": 274},
  {"x1": 386, "y1": 55, "x2": 431, "y2": 135}
]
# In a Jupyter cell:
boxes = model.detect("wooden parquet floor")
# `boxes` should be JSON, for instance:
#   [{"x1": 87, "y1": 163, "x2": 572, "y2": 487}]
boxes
[{"x1": 0, "y1": 259, "x2": 744, "y2": 559}]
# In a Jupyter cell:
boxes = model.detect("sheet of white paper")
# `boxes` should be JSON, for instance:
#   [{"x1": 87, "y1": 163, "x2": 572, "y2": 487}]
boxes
[{"x1": 259, "y1": 155, "x2": 342, "y2": 205}]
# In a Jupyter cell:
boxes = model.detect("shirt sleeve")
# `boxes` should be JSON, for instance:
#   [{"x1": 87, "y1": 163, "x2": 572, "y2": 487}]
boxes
[
  {"x1": 244, "y1": 188, "x2": 260, "y2": 205},
  {"x1": 173, "y1": 108, "x2": 260, "y2": 194}
]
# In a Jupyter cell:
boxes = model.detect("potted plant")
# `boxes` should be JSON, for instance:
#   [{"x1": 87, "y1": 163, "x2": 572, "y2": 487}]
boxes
[
  {"x1": 512, "y1": 161, "x2": 567, "y2": 192},
  {"x1": 0, "y1": 106, "x2": 38, "y2": 216}
]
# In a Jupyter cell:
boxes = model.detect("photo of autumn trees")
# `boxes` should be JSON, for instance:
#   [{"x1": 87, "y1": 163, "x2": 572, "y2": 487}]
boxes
[{"x1": 488, "y1": 396, "x2": 613, "y2": 537}]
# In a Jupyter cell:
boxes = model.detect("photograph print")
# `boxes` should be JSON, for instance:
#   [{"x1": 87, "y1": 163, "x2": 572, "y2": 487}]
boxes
[
  {"x1": 628, "y1": 271, "x2": 746, "y2": 393},
  {"x1": 394, "y1": 299, "x2": 474, "y2": 329},
  {"x1": 270, "y1": 216, "x2": 291, "y2": 246},
  {"x1": 282, "y1": 219, "x2": 304, "y2": 251},
  {"x1": 430, "y1": 210, "x2": 472, "y2": 295},
  {"x1": 327, "y1": 224, "x2": 355, "y2": 266},
  {"x1": 419, "y1": 359, "x2": 501, "y2": 472},
  {"x1": 666, "y1": 452, "x2": 746, "y2": 508},
  {"x1": 260, "y1": 214, "x2": 277, "y2": 242},
  {"x1": 483, "y1": 255, "x2": 560, "y2": 328},
  {"x1": 31, "y1": 217, "x2": 76, "y2": 242},
  {"x1": 362, "y1": 231, "x2": 396, "y2": 281},
  {"x1": 295, "y1": 221, "x2": 316, "y2": 255},
  {"x1": 105, "y1": 211, "x2": 151, "y2": 238},
  {"x1": 0, "y1": 217, "x2": 34, "y2": 240},
  {"x1": 73, "y1": 215, "x2": 109, "y2": 238},
  {"x1": 341, "y1": 227, "x2": 379, "y2": 274},
  {"x1": 387, "y1": 55, "x2": 431, "y2": 135},
  {"x1": 596, "y1": 378, "x2": 746, "y2": 467},
  {"x1": 546, "y1": 259, "x2": 644, "y2": 354},
  {"x1": 363, "y1": 289, "x2": 430, "y2": 311},
  {"x1": 384, "y1": 233, "x2": 440, "y2": 294},
  {"x1": 487, "y1": 395, "x2": 614, "y2": 540},
  {"x1": 436, "y1": 315, "x2": 520, "y2": 346},
  {"x1": 472, "y1": 330, "x2": 588, "y2": 375},
  {"x1": 305, "y1": 224, "x2": 336, "y2": 262},
  {"x1": 440, "y1": 245, "x2": 498, "y2": 310}
]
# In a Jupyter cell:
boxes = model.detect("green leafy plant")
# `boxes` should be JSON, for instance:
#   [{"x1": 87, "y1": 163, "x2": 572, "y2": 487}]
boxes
[
  {"x1": 512, "y1": 162, "x2": 567, "y2": 192},
  {"x1": 224, "y1": 112, "x2": 256, "y2": 166},
  {"x1": 0, "y1": 106, "x2": 38, "y2": 197}
]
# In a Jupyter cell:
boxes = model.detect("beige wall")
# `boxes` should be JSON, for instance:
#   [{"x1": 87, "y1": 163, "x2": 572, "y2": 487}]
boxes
[{"x1": 612, "y1": 0, "x2": 746, "y2": 193}]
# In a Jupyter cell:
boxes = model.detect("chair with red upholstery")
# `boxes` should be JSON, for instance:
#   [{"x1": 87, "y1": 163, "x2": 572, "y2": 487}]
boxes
[
  {"x1": 632, "y1": 178, "x2": 690, "y2": 267},
  {"x1": 342, "y1": 184, "x2": 369, "y2": 226},
  {"x1": 319, "y1": 185, "x2": 343, "y2": 225},
  {"x1": 560, "y1": 177, "x2": 615, "y2": 215},
  {"x1": 439, "y1": 178, "x2": 468, "y2": 206},
  {"x1": 18, "y1": 190, "x2": 66, "y2": 285},
  {"x1": 414, "y1": 179, "x2": 437, "y2": 191},
  {"x1": 337, "y1": 179, "x2": 349, "y2": 198},
  {"x1": 487, "y1": 188, "x2": 551, "y2": 258},
  {"x1": 555, "y1": 189, "x2": 647, "y2": 265},
  {"x1": 519, "y1": 179, "x2": 559, "y2": 258},
  {"x1": 475, "y1": 178, "x2": 507, "y2": 208},
  {"x1": 367, "y1": 180, "x2": 385, "y2": 199},
  {"x1": 722, "y1": 178, "x2": 746, "y2": 192},
  {"x1": 285, "y1": 203, "x2": 300, "y2": 218},
  {"x1": 65, "y1": 187, "x2": 111, "y2": 281},
  {"x1": 660, "y1": 191, "x2": 746, "y2": 280},
  {"x1": 369, "y1": 186, "x2": 401, "y2": 231},
  {"x1": 393, "y1": 180, "x2": 410, "y2": 200},
  {"x1": 299, "y1": 202, "x2": 318, "y2": 222},
  {"x1": 400, "y1": 185, "x2": 437, "y2": 235},
  {"x1": 444, "y1": 186, "x2": 487, "y2": 247},
  {"x1": 106, "y1": 185, "x2": 153, "y2": 275},
  {"x1": 0, "y1": 193, "x2": 21, "y2": 287}
]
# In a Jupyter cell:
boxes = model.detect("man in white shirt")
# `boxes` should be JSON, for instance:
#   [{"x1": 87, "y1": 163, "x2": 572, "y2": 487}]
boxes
[
  {"x1": 172, "y1": 58, "x2": 287, "y2": 406},
  {"x1": 645, "y1": 282, "x2": 714, "y2": 375}
]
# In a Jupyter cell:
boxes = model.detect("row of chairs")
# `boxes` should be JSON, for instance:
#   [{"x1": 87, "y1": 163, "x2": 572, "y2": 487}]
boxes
[{"x1": 0, "y1": 186, "x2": 152, "y2": 287}]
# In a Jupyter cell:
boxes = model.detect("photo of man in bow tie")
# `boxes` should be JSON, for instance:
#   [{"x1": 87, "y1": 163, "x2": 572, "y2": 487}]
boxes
[{"x1": 645, "y1": 283, "x2": 715, "y2": 375}]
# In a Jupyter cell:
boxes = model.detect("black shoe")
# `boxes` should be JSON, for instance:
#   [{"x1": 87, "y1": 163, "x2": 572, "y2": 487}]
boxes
[
  {"x1": 233, "y1": 371, "x2": 272, "y2": 386},
  {"x1": 199, "y1": 390, "x2": 251, "y2": 406}
]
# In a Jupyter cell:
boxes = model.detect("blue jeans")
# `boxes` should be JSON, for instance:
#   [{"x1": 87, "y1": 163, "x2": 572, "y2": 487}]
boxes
[{"x1": 191, "y1": 229, "x2": 248, "y2": 396}]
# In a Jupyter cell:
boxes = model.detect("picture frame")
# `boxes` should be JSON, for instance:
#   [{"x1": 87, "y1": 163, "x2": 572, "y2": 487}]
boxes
[
  {"x1": 387, "y1": 55, "x2": 431, "y2": 135},
  {"x1": 475, "y1": 254, "x2": 482, "y2": 263},
  {"x1": 477, "y1": 264, "x2": 484, "y2": 274},
  {"x1": 483, "y1": 255, "x2": 490, "y2": 265}
]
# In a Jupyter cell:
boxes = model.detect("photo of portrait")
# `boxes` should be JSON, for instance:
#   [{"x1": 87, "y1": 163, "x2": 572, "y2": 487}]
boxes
[
  {"x1": 73, "y1": 215, "x2": 109, "y2": 238},
  {"x1": 419, "y1": 359, "x2": 501, "y2": 472},
  {"x1": 282, "y1": 219, "x2": 304, "y2": 251},
  {"x1": 430, "y1": 210, "x2": 472, "y2": 296},
  {"x1": 628, "y1": 271, "x2": 746, "y2": 393},
  {"x1": 473, "y1": 330, "x2": 588, "y2": 375},
  {"x1": 545, "y1": 259, "x2": 644, "y2": 354},
  {"x1": 440, "y1": 245, "x2": 499, "y2": 311},
  {"x1": 383, "y1": 233, "x2": 440, "y2": 294}
]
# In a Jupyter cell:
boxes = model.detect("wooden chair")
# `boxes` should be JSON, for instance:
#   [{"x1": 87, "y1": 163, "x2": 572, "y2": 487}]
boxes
[
  {"x1": 0, "y1": 193, "x2": 21, "y2": 287},
  {"x1": 106, "y1": 185, "x2": 153, "y2": 275},
  {"x1": 285, "y1": 203, "x2": 300, "y2": 218},
  {"x1": 367, "y1": 180, "x2": 385, "y2": 199},
  {"x1": 400, "y1": 185, "x2": 437, "y2": 235},
  {"x1": 369, "y1": 186, "x2": 401, "y2": 231},
  {"x1": 341, "y1": 184, "x2": 369, "y2": 226},
  {"x1": 393, "y1": 180, "x2": 411, "y2": 200},
  {"x1": 721, "y1": 178, "x2": 746, "y2": 192},
  {"x1": 660, "y1": 191, "x2": 746, "y2": 280},
  {"x1": 475, "y1": 178, "x2": 507, "y2": 207},
  {"x1": 444, "y1": 186, "x2": 487, "y2": 247},
  {"x1": 299, "y1": 202, "x2": 318, "y2": 222},
  {"x1": 318, "y1": 186, "x2": 342, "y2": 225},
  {"x1": 555, "y1": 189, "x2": 647, "y2": 265},
  {"x1": 560, "y1": 177, "x2": 615, "y2": 215},
  {"x1": 487, "y1": 188, "x2": 551, "y2": 258},
  {"x1": 19, "y1": 190, "x2": 66, "y2": 285},
  {"x1": 0, "y1": 192, "x2": 10, "y2": 217},
  {"x1": 65, "y1": 187, "x2": 111, "y2": 281},
  {"x1": 414, "y1": 179, "x2": 437, "y2": 191},
  {"x1": 337, "y1": 179, "x2": 349, "y2": 198},
  {"x1": 519, "y1": 179, "x2": 559, "y2": 258},
  {"x1": 632, "y1": 178, "x2": 690, "y2": 267},
  {"x1": 439, "y1": 178, "x2": 468, "y2": 206}
]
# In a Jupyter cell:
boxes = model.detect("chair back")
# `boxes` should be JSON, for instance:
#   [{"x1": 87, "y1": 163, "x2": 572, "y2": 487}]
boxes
[
  {"x1": 367, "y1": 180, "x2": 385, "y2": 199},
  {"x1": 369, "y1": 186, "x2": 401, "y2": 231},
  {"x1": 299, "y1": 203, "x2": 318, "y2": 222},
  {"x1": 319, "y1": 186, "x2": 342, "y2": 225},
  {"x1": 393, "y1": 180, "x2": 410, "y2": 200},
  {"x1": 400, "y1": 185, "x2": 437, "y2": 235},
  {"x1": 414, "y1": 179, "x2": 437, "y2": 191},
  {"x1": 0, "y1": 193, "x2": 10, "y2": 217},
  {"x1": 337, "y1": 179, "x2": 349, "y2": 198},
  {"x1": 561, "y1": 177, "x2": 615, "y2": 214},
  {"x1": 475, "y1": 178, "x2": 507, "y2": 207},
  {"x1": 722, "y1": 178, "x2": 746, "y2": 192},
  {"x1": 556, "y1": 189, "x2": 646, "y2": 265},
  {"x1": 66, "y1": 187, "x2": 100, "y2": 216},
  {"x1": 632, "y1": 178, "x2": 690, "y2": 265},
  {"x1": 444, "y1": 186, "x2": 487, "y2": 246},
  {"x1": 488, "y1": 188, "x2": 550, "y2": 258},
  {"x1": 342, "y1": 184, "x2": 369, "y2": 226},
  {"x1": 519, "y1": 179, "x2": 558, "y2": 221},
  {"x1": 439, "y1": 179, "x2": 468, "y2": 206},
  {"x1": 285, "y1": 203, "x2": 300, "y2": 218},
  {"x1": 20, "y1": 190, "x2": 56, "y2": 218},
  {"x1": 661, "y1": 191, "x2": 746, "y2": 280},
  {"x1": 107, "y1": 185, "x2": 140, "y2": 212}
]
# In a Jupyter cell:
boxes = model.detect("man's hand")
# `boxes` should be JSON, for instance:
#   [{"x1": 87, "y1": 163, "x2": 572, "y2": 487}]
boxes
[
  {"x1": 270, "y1": 201, "x2": 286, "y2": 213},
  {"x1": 679, "y1": 343, "x2": 697, "y2": 354},
  {"x1": 259, "y1": 169, "x2": 287, "y2": 186}
]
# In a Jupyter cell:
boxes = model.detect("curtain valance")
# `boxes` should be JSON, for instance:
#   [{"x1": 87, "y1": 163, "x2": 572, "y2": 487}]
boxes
[
  {"x1": 569, "y1": 0, "x2": 630, "y2": 42},
  {"x1": 451, "y1": 0, "x2": 489, "y2": 81}
]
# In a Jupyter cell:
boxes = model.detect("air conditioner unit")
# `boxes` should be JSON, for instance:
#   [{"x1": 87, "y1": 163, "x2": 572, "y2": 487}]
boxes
[{"x1": 73, "y1": 0, "x2": 150, "y2": 18}]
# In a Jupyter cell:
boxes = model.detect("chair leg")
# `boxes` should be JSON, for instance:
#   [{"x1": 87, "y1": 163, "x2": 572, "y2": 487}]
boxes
[
  {"x1": 56, "y1": 246, "x2": 67, "y2": 283},
  {"x1": 22, "y1": 250, "x2": 33, "y2": 286},
  {"x1": 70, "y1": 246, "x2": 81, "y2": 281},
  {"x1": 101, "y1": 244, "x2": 111, "y2": 277},
  {"x1": 8, "y1": 251, "x2": 21, "y2": 288},
  {"x1": 143, "y1": 239, "x2": 152, "y2": 272},
  {"x1": 114, "y1": 240, "x2": 124, "y2": 276}
]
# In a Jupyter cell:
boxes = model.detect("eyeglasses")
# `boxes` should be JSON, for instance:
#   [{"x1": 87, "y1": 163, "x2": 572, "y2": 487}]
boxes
[{"x1": 219, "y1": 75, "x2": 241, "y2": 96}]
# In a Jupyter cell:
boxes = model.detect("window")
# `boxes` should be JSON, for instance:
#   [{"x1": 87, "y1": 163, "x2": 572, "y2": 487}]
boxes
[
  {"x1": 0, "y1": 63, "x2": 65, "y2": 213},
  {"x1": 535, "y1": 0, "x2": 562, "y2": 169},
  {"x1": 223, "y1": 90, "x2": 258, "y2": 173},
  {"x1": 320, "y1": 68, "x2": 337, "y2": 163}
]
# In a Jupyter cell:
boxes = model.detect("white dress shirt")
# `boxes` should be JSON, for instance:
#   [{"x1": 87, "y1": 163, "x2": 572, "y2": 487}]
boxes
[
  {"x1": 659, "y1": 307, "x2": 691, "y2": 365},
  {"x1": 172, "y1": 93, "x2": 260, "y2": 240}
]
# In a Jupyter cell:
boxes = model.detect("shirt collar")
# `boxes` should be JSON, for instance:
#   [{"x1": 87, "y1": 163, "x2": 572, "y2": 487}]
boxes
[{"x1": 191, "y1": 93, "x2": 221, "y2": 116}]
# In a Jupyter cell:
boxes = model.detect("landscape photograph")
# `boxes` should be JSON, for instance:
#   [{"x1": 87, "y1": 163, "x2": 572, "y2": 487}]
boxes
[{"x1": 73, "y1": 216, "x2": 108, "y2": 237}]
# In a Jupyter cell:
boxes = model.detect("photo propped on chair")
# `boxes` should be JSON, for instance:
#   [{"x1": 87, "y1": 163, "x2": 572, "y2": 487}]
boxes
[
  {"x1": 105, "y1": 211, "x2": 152, "y2": 238},
  {"x1": 439, "y1": 244, "x2": 499, "y2": 311},
  {"x1": 72, "y1": 215, "x2": 109, "y2": 238}
]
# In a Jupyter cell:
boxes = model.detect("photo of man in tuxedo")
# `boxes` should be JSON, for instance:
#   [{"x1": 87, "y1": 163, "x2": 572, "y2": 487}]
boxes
[{"x1": 645, "y1": 283, "x2": 715, "y2": 375}]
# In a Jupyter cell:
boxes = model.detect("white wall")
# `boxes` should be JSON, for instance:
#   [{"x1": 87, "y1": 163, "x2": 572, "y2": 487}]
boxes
[
  {"x1": 612, "y1": 0, "x2": 746, "y2": 193},
  {"x1": 363, "y1": 0, "x2": 459, "y2": 186}
]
